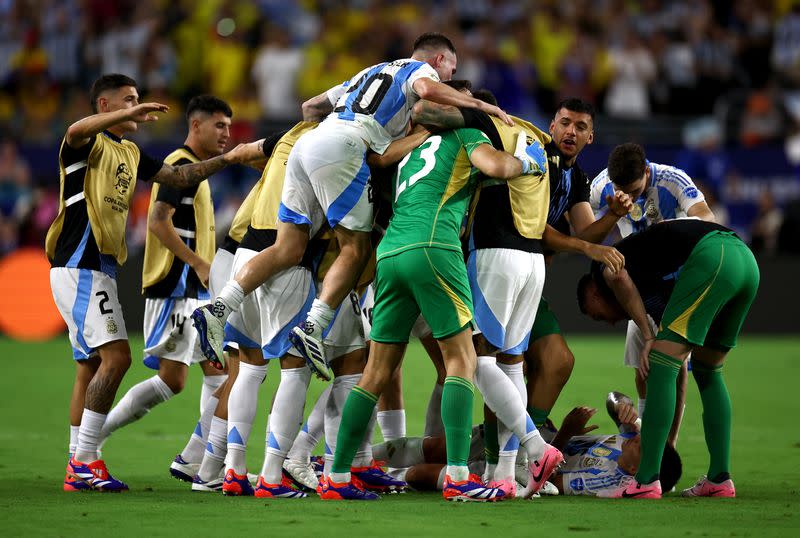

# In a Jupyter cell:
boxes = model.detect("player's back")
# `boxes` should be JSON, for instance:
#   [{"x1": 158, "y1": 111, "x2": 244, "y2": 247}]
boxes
[{"x1": 327, "y1": 59, "x2": 439, "y2": 155}]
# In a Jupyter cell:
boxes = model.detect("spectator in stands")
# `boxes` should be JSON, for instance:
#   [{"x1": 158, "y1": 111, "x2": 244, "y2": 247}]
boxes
[
  {"x1": 252, "y1": 25, "x2": 303, "y2": 120},
  {"x1": 750, "y1": 191, "x2": 784, "y2": 256}
]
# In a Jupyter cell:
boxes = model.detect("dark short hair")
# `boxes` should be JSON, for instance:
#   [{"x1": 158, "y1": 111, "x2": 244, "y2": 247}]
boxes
[
  {"x1": 659, "y1": 443, "x2": 682, "y2": 493},
  {"x1": 186, "y1": 94, "x2": 233, "y2": 121},
  {"x1": 443, "y1": 79, "x2": 472, "y2": 92},
  {"x1": 89, "y1": 74, "x2": 137, "y2": 113},
  {"x1": 472, "y1": 89, "x2": 497, "y2": 107},
  {"x1": 577, "y1": 273, "x2": 594, "y2": 315},
  {"x1": 556, "y1": 97, "x2": 595, "y2": 121},
  {"x1": 608, "y1": 143, "x2": 647, "y2": 186},
  {"x1": 413, "y1": 32, "x2": 456, "y2": 55}
]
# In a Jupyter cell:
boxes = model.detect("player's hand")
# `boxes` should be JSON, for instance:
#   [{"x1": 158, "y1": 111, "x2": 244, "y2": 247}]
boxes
[
  {"x1": 559, "y1": 406, "x2": 599, "y2": 437},
  {"x1": 192, "y1": 260, "x2": 211, "y2": 288},
  {"x1": 585, "y1": 244, "x2": 625, "y2": 273},
  {"x1": 224, "y1": 140, "x2": 264, "y2": 164},
  {"x1": 638, "y1": 337, "x2": 655, "y2": 379},
  {"x1": 480, "y1": 101, "x2": 514, "y2": 126},
  {"x1": 514, "y1": 132, "x2": 547, "y2": 176},
  {"x1": 615, "y1": 402, "x2": 639, "y2": 428},
  {"x1": 127, "y1": 102, "x2": 169, "y2": 123},
  {"x1": 606, "y1": 191, "x2": 633, "y2": 217}
]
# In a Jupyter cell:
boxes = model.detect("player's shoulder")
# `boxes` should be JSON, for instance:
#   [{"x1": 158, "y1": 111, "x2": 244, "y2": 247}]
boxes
[
  {"x1": 590, "y1": 168, "x2": 612, "y2": 205},
  {"x1": 651, "y1": 162, "x2": 695, "y2": 187}
]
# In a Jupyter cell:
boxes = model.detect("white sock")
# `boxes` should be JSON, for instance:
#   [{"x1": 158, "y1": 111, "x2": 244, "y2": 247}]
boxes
[
  {"x1": 324, "y1": 373, "x2": 361, "y2": 482},
  {"x1": 638, "y1": 398, "x2": 646, "y2": 418},
  {"x1": 377, "y1": 409, "x2": 406, "y2": 441},
  {"x1": 424, "y1": 383, "x2": 444, "y2": 438},
  {"x1": 474, "y1": 356, "x2": 545, "y2": 461},
  {"x1": 200, "y1": 374, "x2": 226, "y2": 414},
  {"x1": 180, "y1": 394, "x2": 219, "y2": 464},
  {"x1": 446, "y1": 464, "x2": 469, "y2": 482},
  {"x1": 306, "y1": 298, "x2": 335, "y2": 336},
  {"x1": 495, "y1": 362, "x2": 526, "y2": 481},
  {"x1": 288, "y1": 384, "x2": 330, "y2": 462},
  {"x1": 437, "y1": 466, "x2": 449, "y2": 489},
  {"x1": 198, "y1": 416, "x2": 227, "y2": 482},
  {"x1": 226, "y1": 361, "x2": 267, "y2": 474},
  {"x1": 260, "y1": 367, "x2": 311, "y2": 483},
  {"x1": 215, "y1": 280, "x2": 245, "y2": 324},
  {"x1": 75, "y1": 409, "x2": 107, "y2": 463},
  {"x1": 69, "y1": 425, "x2": 80, "y2": 455},
  {"x1": 371, "y1": 437, "x2": 425, "y2": 468},
  {"x1": 100, "y1": 375, "x2": 174, "y2": 441}
]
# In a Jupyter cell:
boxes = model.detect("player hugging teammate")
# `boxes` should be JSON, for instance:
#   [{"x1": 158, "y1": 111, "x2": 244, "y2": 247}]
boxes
[{"x1": 50, "y1": 32, "x2": 758, "y2": 502}]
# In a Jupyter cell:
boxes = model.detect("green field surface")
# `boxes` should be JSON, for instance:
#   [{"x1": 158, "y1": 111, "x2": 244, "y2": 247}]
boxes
[{"x1": 2, "y1": 335, "x2": 798, "y2": 537}]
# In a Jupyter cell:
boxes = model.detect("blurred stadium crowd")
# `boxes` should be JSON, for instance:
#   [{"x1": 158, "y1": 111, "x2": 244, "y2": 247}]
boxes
[{"x1": 2, "y1": 0, "x2": 800, "y2": 258}]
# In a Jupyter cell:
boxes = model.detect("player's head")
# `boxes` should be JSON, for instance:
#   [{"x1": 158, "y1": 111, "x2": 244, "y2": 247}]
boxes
[
  {"x1": 550, "y1": 98, "x2": 594, "y2": 165},
  {"x1": 607, "y1": 142, "x2": 651, "y2": 199},
  {"x1": 577, "y1": 273, "x2": 627, "y2": 324},
  {"x1": 443, "y1": 79, "x2": 472, "y2": 95},
  {"x1": 90, "y1": 74, "x2": 140, "y2": 132},
  {"x1": 412, "y1": 32, "x2": 457, "y2": 82},
  {"x1": 185, "y1": 95, "x2": 233, "y2": 158},
  {"x1": 472, "y1": 89, "x2": 497, "y2": 106}
]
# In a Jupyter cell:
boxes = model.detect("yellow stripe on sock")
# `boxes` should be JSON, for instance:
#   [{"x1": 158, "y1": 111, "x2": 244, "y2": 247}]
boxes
[
  {"x1": 351, "y1": 386, "x2": 378, "y2": 404},
  {"x1": 444, "y1": 376, "x2": 474, "y2": 393}
]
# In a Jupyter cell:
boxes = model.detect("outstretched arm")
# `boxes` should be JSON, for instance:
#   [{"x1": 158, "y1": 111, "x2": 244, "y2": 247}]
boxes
[
  {"x1": 412, "y1": 78, "x2": 513, "y2": 125},
  {"x1": 151, "y1": 140, "x2": 265, "y2": 189},
  {"x1": 367, "y1": 125, "x2": 432, "y2": 168},
  {"x1": 467, "y1": 144, "x2": 523, "y2": 179},
  {"x1": 542, "y1": 225, "x2": 625, "y2": 273},
  {"x1": 302, "y1": 91, "x2": 335, "y2": 122},
  {"x1": 65, "y1": 102, "x2": 169, "y2": 148},
  {"x1": 411, "y1": 100, "x2": 467, "y2": 130}
]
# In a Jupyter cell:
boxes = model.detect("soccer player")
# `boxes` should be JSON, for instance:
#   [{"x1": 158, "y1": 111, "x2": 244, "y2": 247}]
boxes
[
  {"x1": 96, "y1": 96, "x2": 233, "y2": 477},
  {"x1": 524, "y1": 98, "x2": 632, "y2": 437},
  {"x1": 320, "y1": 118, "x2": 548, "y2": 502},
  {"x1": 590, "y1": 143, "x2": 716, "y2": 443},
  {"x1": 411, "y1": 90, "x2": 624, "y2": 498},
  {"x1": 193, "y1": 33, "x2": 514, "y2": 380},
  {"x1": 49, "y1": 74, "x2": 263, "y2": 492},
  {"x1": 577, "y1": 219, "x2": 759, "y2": 498}
]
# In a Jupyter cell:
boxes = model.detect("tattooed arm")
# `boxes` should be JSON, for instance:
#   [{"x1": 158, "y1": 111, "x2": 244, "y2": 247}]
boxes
[{"x1": 151, "y1": 141, "x2": 265, "y2": 189}]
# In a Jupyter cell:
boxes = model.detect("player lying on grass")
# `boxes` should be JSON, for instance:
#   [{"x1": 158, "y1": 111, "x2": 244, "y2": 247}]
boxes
[
  {"x1": 578, "y1": 218, "x2": 759, "y2": 498},
  {"x1": 372, "y1": 392, "x2": 682, "y2": 497}
]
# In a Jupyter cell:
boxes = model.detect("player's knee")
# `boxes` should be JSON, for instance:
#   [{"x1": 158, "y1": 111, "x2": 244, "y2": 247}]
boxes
[
  {"x1": 101, "y1": 351, "x2": 131, "y2": 379},
  {"x1": 161, "y1": 373, "x2": 186, "y2": 394},
  {"x1": 553, "y1": 348, "x2": 575, "y2": 384}
]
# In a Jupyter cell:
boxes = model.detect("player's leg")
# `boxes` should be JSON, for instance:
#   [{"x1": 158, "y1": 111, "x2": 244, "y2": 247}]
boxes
[
  {"x1": 322, "y1": 349, "x2": 367, "y2": 480},
  {"x1": 377, "y1": 368, "x2": 405, "y2": 442},
  {"x1": 68, "y1": 356, "x2": 100, "y2": 456},
  {"x1": 419, "y1": 331, "x2": 447, "y2": 437},
  {"x1": 284, "y1": 384, "x2": 330, "y2": 487},
  {"x1": 254, "y1": 354, "x2": 310, "y2": 498}
]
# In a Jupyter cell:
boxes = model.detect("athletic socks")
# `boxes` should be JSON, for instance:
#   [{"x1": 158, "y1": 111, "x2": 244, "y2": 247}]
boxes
[
  {"x1": 638, "y1": 398, "x2": 647, "y2": 418},
  {"x1": 200, "y1": 374, "x2": 226, "y2": 414},
  {"x1": 424, "y1": 382, "x2": 444, "y2": 437},
  {"x1": 441, "y1": 376, "x2": 474, "y2": 482},
  {"x1": 69, "y1": 425, "x2": 80, "y2": 455},
  {"x1": 528, "y1": 406, "x2": 550, "y2": 429},
  {"x1": 306, "y1": 298, "x2": 335, "y2": 337},
  {"x1": 353, "y1": 410, "x2": 377, "y2": 468},
  {"x1": 692, "y1": 362, "x2": 732, "y2": 480},
  {"x1": 496, "y1": 362, "x2": 525, "y2": 480},
  {"x1": 371, "y1": 437, "x2": 425, "y2": 468},
  {"x1": 197, "y1": 416, "x2": 227, "y2": 482},
  {"x1": 214, "y1": 280, "x2": 245, "y2": 325},
  {"x1": 324, "y1": 374, "x2": 359, "y2": 477},
  {"x1": 287, "y1": 384, "x2": 330, "y2": 463},
  {"x1": 474, "y1": 356, "x2": 546, "y2": 462},
  {"x1": 100, "y1": 375, "x2": 174, "y2": 441},
  {"x1": 377, "y1": 409, "x2": 406, "y2": 441},
  {"x1": 259, "y1": 367, "x2": 311, "y2": 483},
  {"x1": 636, "y1": 350, "x2": 682, "y2": 484},
  {"x1": 226, "y1": 361, "x2": 267, "y2": 474},
  {"x1": 179, "y1": 394, "x2": 219, "y2": 464},
  {"x1": 329, "y1": 386, "x2": 378, "y2": 483},
  {"x1": 75, "y1": 409, "x2": 107, "y2": 463}
]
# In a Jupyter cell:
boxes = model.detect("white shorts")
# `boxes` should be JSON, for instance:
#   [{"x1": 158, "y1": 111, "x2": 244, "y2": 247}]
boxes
[
  {"x1": 143, "y1": 297, "x2": 206, "y2": 369},
  {"x1": 467, "y1": 248, "x2": 545, "y2": 354},
  {"x1": 326, "y1": 291, "x2": 366, "y2": 360},
  {"x1": 623, "y1": 317, "x2": 659, "y2": 367},
  {"x1": 279, "y1": 123, "x2": 373, "y2": 234},
  {"x1": 50, "y1": 267, "x2": 128, "y2": 360},
  {"x1": 225, "y1": 248, "x2": 315, "y2": 359},
  {"x1": 359, "y1": 284, "x2": 431, "y2": 341},
  {"x1": 209, "y1": 248, "x2": 235, "y2": 298}
]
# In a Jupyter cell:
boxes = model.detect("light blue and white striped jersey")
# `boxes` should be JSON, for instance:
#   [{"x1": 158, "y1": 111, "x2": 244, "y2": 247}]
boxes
[
  {"x1": 323, "y1": 58, "x2": 439, "y2": 155},
  {"x1": 559, "y1": 433, "x2": 636, "y2": 496},
  {"x1": 590, "y1": 161, "x2": 705, "y2": 240}
]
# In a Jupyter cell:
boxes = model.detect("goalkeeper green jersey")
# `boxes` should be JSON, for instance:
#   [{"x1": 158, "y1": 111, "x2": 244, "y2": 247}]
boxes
[{"x1": 377, "y1": 128, "x2": 490, "y2": 261}]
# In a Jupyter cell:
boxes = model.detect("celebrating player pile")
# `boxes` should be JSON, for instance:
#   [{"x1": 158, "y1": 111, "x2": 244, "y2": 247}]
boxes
[{"x1": 48, "y1": 31, "x2": 759, "y2": 504}]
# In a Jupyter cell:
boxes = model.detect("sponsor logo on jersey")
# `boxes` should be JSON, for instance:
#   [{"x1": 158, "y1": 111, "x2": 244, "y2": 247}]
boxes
[{"x1": 685, "y1": 187, "x2": 699, "y2": 199}]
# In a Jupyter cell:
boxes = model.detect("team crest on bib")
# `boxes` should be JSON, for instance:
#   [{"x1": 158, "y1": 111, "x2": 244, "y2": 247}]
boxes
[
  {"x1": 114, "y1": 163, "x2": 133, "y2": 196},
  {"x1": 106, "y1": 318, "x2": 118, "y2": 335}
]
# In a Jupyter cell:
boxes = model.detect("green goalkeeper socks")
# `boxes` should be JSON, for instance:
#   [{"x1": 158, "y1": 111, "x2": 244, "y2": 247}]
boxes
[
  {"x1": 692, "y1": 362, "x2": 732, "y2": 481},
  {"x1": 331, "y1": 386, "x2": 378, "y2": 474},
  {"x1": 528, "y1": 406, "x2": 550, "y2": 429},
  {"x1": 441, "y1": 376, "x2": 474, "y2": 467},
  {"x1": 636, "y1": 350, "x2": 683, "y2": 485}
]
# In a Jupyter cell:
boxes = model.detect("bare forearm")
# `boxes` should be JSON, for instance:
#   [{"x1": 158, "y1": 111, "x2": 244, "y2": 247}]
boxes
[
  {"x1": 411, "y1": 101, "x2": 465, "y2": 130},
  {"x1": 368, "y1": 129, "x2": 431, "y2": 167},
  {"x1": 153, "y1": 154, "x2": 229, "y2": 189},
  {"x1": 149, "y1": 220, "x2": 203, "y2": 267},
  {"x1": 606, "y1": 271, "x2": 653, "y2": 338},
  {"x1": 66, "y1": 110, "x2": 131, "y2": 146},
  {"x1": 576, "y1": 212, "x2": 620, "y2": 243},
  {"x1": 302, "y1": 92, "x2": 333, "y2": 122},
  {"x1": 542, "y1": 225, "x2": 591, "y2": 254}
]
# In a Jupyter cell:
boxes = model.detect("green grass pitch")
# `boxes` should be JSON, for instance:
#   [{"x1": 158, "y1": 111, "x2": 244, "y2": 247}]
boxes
[{"x1": 2, "y1": 335, "x2": 799, "y2": 537}]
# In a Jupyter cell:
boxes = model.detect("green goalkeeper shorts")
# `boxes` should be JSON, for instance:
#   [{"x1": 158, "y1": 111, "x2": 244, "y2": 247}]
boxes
[
  {"x1": 659, "y1": 231, "x2": 760, "y2": 350},
  {"x1": 530, "y1": 297, "x2": 561, "y2": 340},
  {"x1": 370, "y1": 247, "x2": 473, "y2": 344}
]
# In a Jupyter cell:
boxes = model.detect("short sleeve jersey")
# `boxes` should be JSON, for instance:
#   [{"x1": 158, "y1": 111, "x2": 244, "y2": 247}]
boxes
[
  {"x1": 327, "y1": 59, "x2": 439, "y2": 154},
  {"x1": 545, "y1": 140, "x2": 590, "y2": 226},
  {"x1": 590, "y1": 219, "x2": 734, "y2": 322},
  {"x1": 377, "y1": 128, "x2": 490, "y2": 260},
  {"x1": 559, "y1": 433, "x2": 635, "y2": 496},
  {"x1": 590, "y1": 161, "x2": 706, "y2": 240}
]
